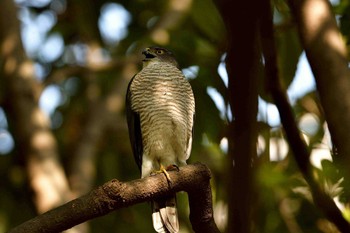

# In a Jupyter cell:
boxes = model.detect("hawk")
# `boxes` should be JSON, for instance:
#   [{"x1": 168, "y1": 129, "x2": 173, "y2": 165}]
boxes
[{"x1": 126, "y1": 47, "x2": 195, "y2": 233}]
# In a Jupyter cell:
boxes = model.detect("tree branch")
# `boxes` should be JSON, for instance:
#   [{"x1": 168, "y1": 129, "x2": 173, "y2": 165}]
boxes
[
  {"x1": 260, "y1": 0, "x2": 350, "y2": 232},
  {"x1": 288, "y1": 0, "x2": 350, "y2": 178},
  {"x1": 215, "y1": 0, "x2": 260, "y2": 232},
  {"x1": 8, "y1": 163, "x2": 220, "y2": 233}
]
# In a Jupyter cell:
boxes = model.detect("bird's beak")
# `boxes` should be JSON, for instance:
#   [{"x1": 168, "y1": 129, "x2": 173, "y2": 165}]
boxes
[
  {"x1": 142, "y1": 48, "x2": 150, "y2": 55},
  {"x1": 142, "y1": 48, "x2": 156, "y2": 61}
]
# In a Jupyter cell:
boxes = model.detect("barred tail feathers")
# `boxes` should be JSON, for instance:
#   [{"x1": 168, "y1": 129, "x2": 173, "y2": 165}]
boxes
[{"x1": 152, "y1": 196, "x2": 179, "y2": 233}]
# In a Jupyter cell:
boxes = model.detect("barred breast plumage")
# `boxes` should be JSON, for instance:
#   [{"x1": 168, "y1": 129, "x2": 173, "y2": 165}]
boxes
[
  {"x1": 126, "y1": 46, "x2": 195, "y2": 233},
  {"x1": 130, "y1": 61, "x2": 195, "y2": 178}
]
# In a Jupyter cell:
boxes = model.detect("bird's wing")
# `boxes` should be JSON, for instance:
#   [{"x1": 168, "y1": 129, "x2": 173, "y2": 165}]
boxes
[
  {"x1": 185, "y1": 112, "x2": 195, "y2": 161},
  {"x1": 126, "y1": 74, "x2": 143, "y2": 171}
]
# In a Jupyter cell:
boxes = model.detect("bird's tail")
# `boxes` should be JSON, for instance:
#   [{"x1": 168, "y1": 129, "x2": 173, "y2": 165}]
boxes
[{"x1": 151, "y1": 195, "x2": 179, "y2": 233}]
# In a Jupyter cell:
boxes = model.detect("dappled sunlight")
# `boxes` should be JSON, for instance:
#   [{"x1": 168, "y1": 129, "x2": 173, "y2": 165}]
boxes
[
  {"x1": 170, "y1": 0, "x2": 192, "y2": 11},
  {"x1": 324, "y1": 29, "x2": 347, "y2": 57},
  {"x1": 31, "y1": 107, "x2": 50, "y2": 128},
  {"x1": 1, "y1": 33, "x2": 17, "y2": 56},
  {"x1": 304, "y1": 0, "x2": 329, "y2": 38},
  {"x1": 86, "y1": 42, "x2": 110, "y2": 68},
  {"x1": 30, "y1": 159, "x2": 70, "y2": 213},
  {"x1": 257, "y1": 135, "x2": 266, "y2": 156},
  {"x1": 4, "y1": 57, "x2": 17, "y2": 75},
  {"x1": 213, "y1": 200, "x2": 227, "y2": 232},
  {"x1": 31, "y1": 131, "x2": 55, "y2": 151},
  {"x1": 304, "y1": 0, "x2": 347, "y2": 57},
  {"x1": 151, "y1": 29, "x2": 170, "y2": 45},
  {"x1": 19, "y1": 60, "x2": 35, "y2": 79}
]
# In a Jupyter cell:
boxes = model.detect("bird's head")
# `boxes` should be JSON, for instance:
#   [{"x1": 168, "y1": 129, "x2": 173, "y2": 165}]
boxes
[{"x1": 142, "y1": 47, "x2": 179, "y2": 68}]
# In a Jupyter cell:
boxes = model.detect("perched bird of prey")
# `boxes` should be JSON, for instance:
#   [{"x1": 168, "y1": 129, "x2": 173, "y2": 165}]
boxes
[{"x1": 126, "y1": 47, "x2": 195, "y2": 233}]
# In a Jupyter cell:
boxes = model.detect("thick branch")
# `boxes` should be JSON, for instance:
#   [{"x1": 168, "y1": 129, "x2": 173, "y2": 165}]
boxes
[
  {"x1": 288, "y1": 0, "x2": 350, "y2": 175},
  {"x1": 260, "y1": 0, "x2": 350, "y2": 232},
  {"x1": 8, "y1": 163, "x2": 220, "y2": 233},
  {"x1": 215, "y1": 1, "x2": 260, "y2": 232}
]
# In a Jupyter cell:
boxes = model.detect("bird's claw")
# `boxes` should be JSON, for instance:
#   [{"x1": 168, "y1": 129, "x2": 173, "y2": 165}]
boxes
[
  {"x1": 150, "y1": 164, "x2": 179, "y2": 185},
  {"x1": 166, "y1": 164, "x2": 180, "y2": 172}
]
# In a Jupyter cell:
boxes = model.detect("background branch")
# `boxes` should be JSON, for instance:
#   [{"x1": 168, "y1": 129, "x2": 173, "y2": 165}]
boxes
[
  {"x1": 8, "y1": 163, "x2": 220, "y2": 233},
  {"x1": 288, "y1": 0, "x2": 350, "y2": 179},
  {"x1": 260, "y1": 0, "x2": 350, "y2": 232},
  {"x1": 0, "y1": 0, "x2": 72, "y2": 214},
  {"x1": 215, "y1": 0, "x2": 260, "y2": 232}
]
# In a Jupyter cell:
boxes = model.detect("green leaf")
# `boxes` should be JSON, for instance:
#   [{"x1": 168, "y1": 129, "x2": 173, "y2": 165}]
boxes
[
  {"x1": 276, "y1": 27, "x2": 303, "y2": 89},
  {"x1": 190, "y1": 0, "x2": 225, "y2": 42}
]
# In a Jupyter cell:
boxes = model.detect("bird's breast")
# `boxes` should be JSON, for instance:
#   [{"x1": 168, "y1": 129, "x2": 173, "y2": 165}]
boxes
[{"x1": 130, "y1": 63, "x2": 195, "y2": 161}]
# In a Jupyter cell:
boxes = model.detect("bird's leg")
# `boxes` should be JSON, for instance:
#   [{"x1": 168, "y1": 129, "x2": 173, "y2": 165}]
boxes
[
  {"x1": 151, "y1": 164, "x2": 178, "y2": 184},
  {"x1": 159, "y1": 164, "x2": 172, "y2": 183}
]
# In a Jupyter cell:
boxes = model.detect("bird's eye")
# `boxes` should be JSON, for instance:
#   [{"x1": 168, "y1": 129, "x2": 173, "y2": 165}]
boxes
[{"x1": 156, "y1": 50, "x2": 164, "y2": 54}]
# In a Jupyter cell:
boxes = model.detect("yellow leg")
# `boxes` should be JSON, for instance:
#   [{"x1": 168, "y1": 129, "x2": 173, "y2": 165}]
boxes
[
  {"x1": 160, "y1": 164, "x2": 172, "y2": 182},
  {"x1": 151, "y1": 164, "x2": 172, "y2": 183}
]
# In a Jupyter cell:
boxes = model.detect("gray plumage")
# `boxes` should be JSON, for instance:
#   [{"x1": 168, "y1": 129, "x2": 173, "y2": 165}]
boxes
[{"x1": 126, "y1": 47, "x2": 195, "y2": 233}]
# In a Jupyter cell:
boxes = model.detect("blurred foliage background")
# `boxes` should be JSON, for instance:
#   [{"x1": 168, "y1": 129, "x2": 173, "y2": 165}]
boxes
[{"x1": 0, "y1": 0, "x2": 350, "y2": 232}]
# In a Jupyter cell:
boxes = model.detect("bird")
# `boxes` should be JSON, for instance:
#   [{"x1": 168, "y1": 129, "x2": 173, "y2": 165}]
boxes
[{"x1": 125, "y1": 46, "x2": 195, "y2": 233}]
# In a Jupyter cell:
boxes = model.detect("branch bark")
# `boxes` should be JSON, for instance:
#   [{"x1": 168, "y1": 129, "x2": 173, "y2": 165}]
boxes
[
  {"x1": 215, "y1": 1, "x2": 260, "y2": 232},
  {"x1": 260, "y1": 0, "x2": 350, "y2": 232},
  {"x1": 8, "y1": 163, "x2": 220, "y2": 233},
  {"x1": 288, "y1": 0, "x2": 350, "y2": 178}
]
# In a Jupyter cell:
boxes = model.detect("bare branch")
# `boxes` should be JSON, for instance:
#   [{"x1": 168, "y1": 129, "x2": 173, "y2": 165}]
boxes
[{"x1": 8, "y1": 163, "x2": 220, "y2": 233}]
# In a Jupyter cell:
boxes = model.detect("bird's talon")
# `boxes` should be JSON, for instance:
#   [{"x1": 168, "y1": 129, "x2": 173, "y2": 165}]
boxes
[
  {"x1": 166, "y1": 164, "x2": 180, "y2": 172},
  {"x1": 150, "y1": 164, "x2": 174, "y2": 184},
  {"x1": 150, "y1": 171, "x2": 157, "y2": 176}
]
